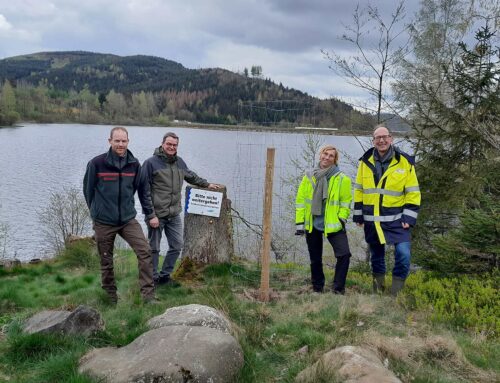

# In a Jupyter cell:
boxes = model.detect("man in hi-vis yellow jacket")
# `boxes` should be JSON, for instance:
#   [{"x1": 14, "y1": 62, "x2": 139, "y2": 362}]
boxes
[{"x1": 353, "y1": 126, "x2": 420, "y2": 296}]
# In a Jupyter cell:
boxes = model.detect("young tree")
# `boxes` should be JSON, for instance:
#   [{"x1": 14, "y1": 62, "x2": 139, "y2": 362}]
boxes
[
  {"x1": 322, "y1": 1, "x2": 409, "y2": 121},
  {"x1": 0, "y1": 80, "x2": 20, "y2": 125},
  {"x1": 408, "y1": 21, "x2": 499, "y2": 272},
  {"x1": 394, "y1": 0, "x2": 474, "y2": 132},
  {"x1": 37, "y1": 187, "x2": 92, "y2": 254},
  {"x1": 104, "y1": 90, "x2": 128, "y2": 120}
]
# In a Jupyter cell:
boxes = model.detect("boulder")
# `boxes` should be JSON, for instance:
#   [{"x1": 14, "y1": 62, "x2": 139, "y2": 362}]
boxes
[
  {"x1": 79, "y1": 325, "x2": 244, "y2": 383},
  {"x1": 23, "y1": 305, "x2": 104, "y2": 336},
  {"x1": 295, "y1": 345, "x2": 401, "y2": 383},
  {"x1": 147, "y1": 304, "x2": 233, "y2": 334}
]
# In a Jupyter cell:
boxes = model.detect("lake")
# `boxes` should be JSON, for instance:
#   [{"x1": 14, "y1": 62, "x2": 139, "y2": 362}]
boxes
[{"x1": 0, "y1": 123, "x2": 373, "y2": 262}]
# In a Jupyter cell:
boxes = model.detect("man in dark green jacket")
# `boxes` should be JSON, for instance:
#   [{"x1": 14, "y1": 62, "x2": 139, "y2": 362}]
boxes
[
  {"x1": 141, "y1": 132, "x2": 219, "y2": 285},
  {"x1": 83, "y1": 127, "x2": 155, "y2": 304}
]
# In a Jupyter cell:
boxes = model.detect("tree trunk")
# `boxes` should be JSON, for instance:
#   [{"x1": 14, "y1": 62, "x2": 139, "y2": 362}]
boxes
[{"x1": 182, "y1": 185, "x2": 234, "y2": 264}]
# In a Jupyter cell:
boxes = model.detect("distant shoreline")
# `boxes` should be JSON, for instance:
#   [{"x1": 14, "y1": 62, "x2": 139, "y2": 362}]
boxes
[{"x1": 10, "y1": 120, "x2": 414, "y2": 137}]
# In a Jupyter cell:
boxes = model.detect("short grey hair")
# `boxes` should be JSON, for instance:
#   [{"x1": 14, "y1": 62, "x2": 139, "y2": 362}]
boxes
[
  {"x1": 162, "y1": 132, "x2": 179, "y2": 143},
  {"x1": 373, "y1": 124, "x2": 391, "y2": 135}
]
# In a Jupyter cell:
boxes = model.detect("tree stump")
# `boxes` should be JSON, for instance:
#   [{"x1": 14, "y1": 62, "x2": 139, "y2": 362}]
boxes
[{"x1": 182, "y1": 185, "x2": 234, "y2": 264}]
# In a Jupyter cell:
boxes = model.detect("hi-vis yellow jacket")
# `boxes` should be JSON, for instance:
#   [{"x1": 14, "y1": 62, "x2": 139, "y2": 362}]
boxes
[
  {"x1": 295, "y1": 170, "x2": 352, "y2": 234},
  {"x1": 353, "y1": 147, "x2": 420, "y2": 245}
]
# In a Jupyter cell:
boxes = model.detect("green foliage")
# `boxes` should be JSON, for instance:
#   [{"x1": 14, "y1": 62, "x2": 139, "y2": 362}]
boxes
[
  {"x1": 60, "y1": 239, "x2": 99, "y2": 270},
  {"x1": 0, "y1": 110, "x2": 20, "y2": 126},
  {"x1": 4, "y1": 332, "x2": 76, "y2": 364},
  {"x1": 416, "y1": 159, "x2": 500, "y2": 273},
  {"x1": 0, "y1": 255, "x2": 498, "y2": 382},
  {"x1": 404, "y1": 271, "x2": 500, "y2": 337},
  {"x1": 409, "y1": 21, "x2": 500, "y2": 274},
  {"x1": 0, "y1": 51, "x2": 373, "y2": 129}
]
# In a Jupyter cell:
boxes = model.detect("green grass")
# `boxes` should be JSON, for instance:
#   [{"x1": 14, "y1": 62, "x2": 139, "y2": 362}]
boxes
[{"x1": 0, "y1": 241, "x2": 498, "y2": 382}]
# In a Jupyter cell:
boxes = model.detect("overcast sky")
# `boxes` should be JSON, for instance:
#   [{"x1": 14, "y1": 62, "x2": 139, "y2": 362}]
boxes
[{"x1": 0, "y1": 0, "x2": 422, "y2": 105}]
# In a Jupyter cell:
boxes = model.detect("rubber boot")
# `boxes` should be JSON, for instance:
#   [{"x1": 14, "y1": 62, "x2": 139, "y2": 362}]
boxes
[
  {"x1": 372, "y1": 273, "x2": 386, "y2": 293},
  {"x1": 390, "y1": 276, "x2": 406, "y2": 296}
]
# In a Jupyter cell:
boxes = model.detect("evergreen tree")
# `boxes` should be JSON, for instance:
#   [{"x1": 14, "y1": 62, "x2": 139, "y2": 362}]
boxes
[{"x1": 410, "y1": 22, "x2": 500, "y2": 273}]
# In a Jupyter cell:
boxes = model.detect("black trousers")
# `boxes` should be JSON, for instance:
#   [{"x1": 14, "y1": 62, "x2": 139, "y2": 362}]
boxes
[{"x1": 305, "y1": 227, "x2": 351, "y2": 293}]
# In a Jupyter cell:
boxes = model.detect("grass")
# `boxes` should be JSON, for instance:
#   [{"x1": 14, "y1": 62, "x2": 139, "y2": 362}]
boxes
[{"x1": 0, "y1": 241, "x2": 498, "y2": 382}]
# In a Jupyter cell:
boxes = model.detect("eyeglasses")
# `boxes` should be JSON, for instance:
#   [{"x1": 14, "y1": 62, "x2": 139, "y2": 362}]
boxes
[
  {"x1": 165, "y1": 143, "x2": 178, "y2": 148},
  {"x1": 373, "y1": 135, "x2": 391, "y2": 141}
]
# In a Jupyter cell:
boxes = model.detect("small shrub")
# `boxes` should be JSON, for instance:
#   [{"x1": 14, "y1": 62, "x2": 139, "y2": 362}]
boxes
[
  {"x1": 60, "y1": 240, "x2": 98, "y2": 270},
  {"x1": 404, "y1": 271, "x2": 499, "y2": 337}
]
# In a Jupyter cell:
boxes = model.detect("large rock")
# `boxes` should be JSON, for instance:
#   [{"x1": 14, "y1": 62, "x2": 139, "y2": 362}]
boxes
[
  {"x1": 79, "y1": 325, "x2": 244, "y2": 383},
  {"x1": 295, "y1": 345, "x2": 401, "y2": 383},
  {"x1": 23, "y1": 305, "x2": 104, "y2": 336},
  {"x1": 147, "y1": 304, "x2": 233, "y2": 334}
]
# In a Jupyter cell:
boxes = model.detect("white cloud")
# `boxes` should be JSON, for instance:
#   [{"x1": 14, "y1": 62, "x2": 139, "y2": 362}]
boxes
[
  {"x1": 0, "y1": 0, "x2": 422, "y2": 103},
  {"x1": 0, "y1": 14, "x2": 12, "y2": 30}
]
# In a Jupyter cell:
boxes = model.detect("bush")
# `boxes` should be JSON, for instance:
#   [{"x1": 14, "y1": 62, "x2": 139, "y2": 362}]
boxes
[
  {"x1": 403, "y1": 271, "x2": 499, "y2": 337},
  {"x1": 0, "y1": 111, "x2": 20, "y2": 126},
  {"x1": 37, "y1": 187, "x2": 92, "y2": 254},
  {"x1": 59, "y1": 239, "x2": 98, "y2": 270},
  {"x1": 415, "y1": 160, "x2": 500, "y2": 274}
]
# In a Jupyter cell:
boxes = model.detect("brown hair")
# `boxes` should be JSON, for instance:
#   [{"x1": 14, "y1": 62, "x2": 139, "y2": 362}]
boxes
[
  {"x1": 109, "y1": 126, "x2": 128, "y2": 139},
  {"x1": 318, "y1": 145, "x2": 339, "y2": 165}
]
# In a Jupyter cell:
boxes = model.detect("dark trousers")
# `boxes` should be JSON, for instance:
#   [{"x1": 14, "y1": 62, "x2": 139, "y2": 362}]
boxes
[
  {"x1": 306, "y1": 227, "x2": 351, "y2": 293},
  {"x1": 93, "y1": 219, "x2": 155, "y2": 300}
]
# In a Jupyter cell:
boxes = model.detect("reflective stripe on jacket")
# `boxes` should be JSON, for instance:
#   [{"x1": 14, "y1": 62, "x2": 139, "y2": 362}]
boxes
[
  {"x1": 295, "y1": 171, "x2": 352, "y2": 234},
  {"x1": 353, "y1": 147, "x2": 420, "y2": 244},
  {"x1": 83, "y1": 148, "x2": 153, "y2": 226}
]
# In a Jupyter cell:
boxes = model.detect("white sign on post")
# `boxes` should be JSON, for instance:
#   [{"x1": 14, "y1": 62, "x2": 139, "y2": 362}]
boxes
[{"x1": 185, "y1": 188, "x2": 223, "y2": 218}]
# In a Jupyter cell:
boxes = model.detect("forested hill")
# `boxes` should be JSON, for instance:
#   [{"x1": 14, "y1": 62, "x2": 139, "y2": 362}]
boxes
[{"x1": 0, "y1": 51, "x2": 373, "y2": 128}]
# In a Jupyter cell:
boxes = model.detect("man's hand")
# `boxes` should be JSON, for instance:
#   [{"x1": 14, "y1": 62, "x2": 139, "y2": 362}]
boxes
[
  {"x1": 295, "y1": 229, "x2": 305, "y2": 236},
  {"x1": 208, "y1": 183, "x2": 221, "y2": 190},
  {"x1": 149, "y1": 217, "x2": 160, "y2": 228},
  {"x1": 402, "y1": 222, "x2": 410, "y2": 229},
  {"x1": 356, "y1": 223, "x2": 364, "y2": 227}
]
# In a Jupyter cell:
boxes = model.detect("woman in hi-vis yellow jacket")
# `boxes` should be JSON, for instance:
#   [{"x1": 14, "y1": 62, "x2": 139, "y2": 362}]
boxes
[{"x1": 295, "y1": 145, "x2": 352, "y2": 294}]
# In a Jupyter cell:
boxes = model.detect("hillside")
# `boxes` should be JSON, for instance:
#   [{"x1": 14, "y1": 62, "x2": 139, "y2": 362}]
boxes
[
  {"x1": 0, "y1": 243, "x2": 498, "y2": 382},
  {"x1": 0, "y1": 51, "x2": 374, "y2": 128}
]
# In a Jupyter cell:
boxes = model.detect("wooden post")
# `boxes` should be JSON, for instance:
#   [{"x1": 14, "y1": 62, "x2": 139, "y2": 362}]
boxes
[{"x1": 259, "y1": 148, "x2": 275, "y2": 302}]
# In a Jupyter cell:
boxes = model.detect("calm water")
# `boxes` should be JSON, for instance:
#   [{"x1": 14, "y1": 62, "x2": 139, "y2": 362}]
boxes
[{"x1": 0, "y1": 123, "x2": 372, "y2": 261}]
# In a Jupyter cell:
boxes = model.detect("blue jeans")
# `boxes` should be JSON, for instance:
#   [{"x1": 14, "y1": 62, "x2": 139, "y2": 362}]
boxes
[
  {"x1": 147, "y1": 215, "x2": 183, "y2": 279},
  {"x1": 369, "y1": 241, "x2": 411, "y2": 279}
]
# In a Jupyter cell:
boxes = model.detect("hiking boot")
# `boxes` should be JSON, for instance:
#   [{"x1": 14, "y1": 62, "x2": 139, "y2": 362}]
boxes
[
  {"x1": 390, "y1": 276, "x2": 406, "y2": 296},
  {"x1": 372, "y1": 273, "x2": 386, "y2": 293},
  {"x1": 157, "y1": 275, "x2": 181, "y2": 287}
]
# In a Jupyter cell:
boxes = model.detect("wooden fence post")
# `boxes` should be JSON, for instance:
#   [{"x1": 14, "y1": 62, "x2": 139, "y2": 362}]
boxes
[{"x1": 259, "y1": 148, "x2": 275, "y2": 302}]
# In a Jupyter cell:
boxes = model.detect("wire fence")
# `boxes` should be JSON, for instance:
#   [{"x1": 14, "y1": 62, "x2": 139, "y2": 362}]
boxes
[{"x1": 229, "y1": 132, "x2": 369, "y2": 266}]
